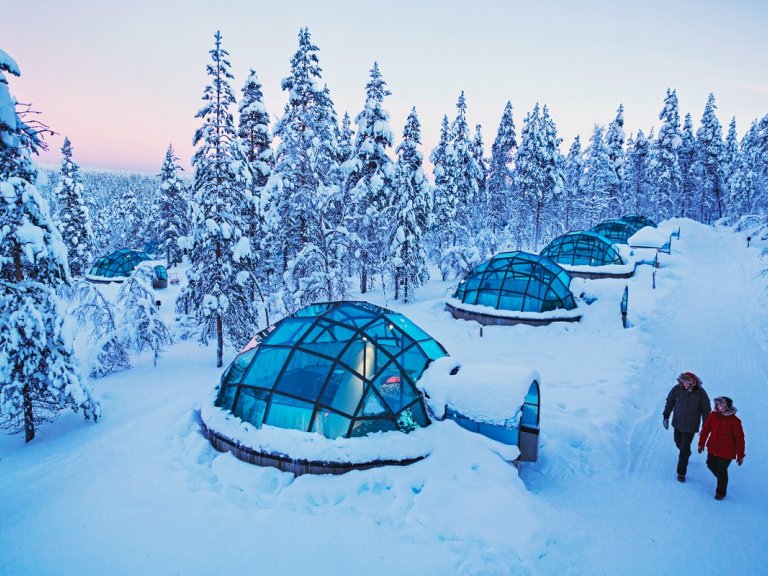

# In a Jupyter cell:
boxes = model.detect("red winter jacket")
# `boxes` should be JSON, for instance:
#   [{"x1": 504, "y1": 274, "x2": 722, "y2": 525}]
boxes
[{"x1": 698, "y1": 411, "x2": 745, "y2": 460}]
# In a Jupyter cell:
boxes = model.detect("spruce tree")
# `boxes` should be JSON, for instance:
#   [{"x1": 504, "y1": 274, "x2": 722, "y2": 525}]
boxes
[
  {"x1": 391, "y1": 107, "x2": 430, "y2": 302},
  {"x1": 605, "y1": 104, "x2": 626, "y2": 217},
  {"x1": 581, "y1": 125, "x2": 618, "y2": 224},
  {"x1": 347, "y1": 62, "x2": 395, "y2": 293},
  {"x1": 652, "y1": 88, "x2": 682, "y2": 220},
  {"x1": 487, "y1": 101, "x2": 517, "y2": 237},
  {"x1": 0, "y1": 50, "x2": 100, "y2": 442},
  {"x1": 156, "y1": 145, "x2": 187, "y2": 268},
  {"x1": 722, "y1": 118, "x2": 746, "y2": 217},
  {"x1": 561, "y1": 136, "x2": 584, "y2": 231},
  {"x1": 178, "y1": 31, "x2": 256, "y2": 367},
  {"x1": 53, "y1": 137, "x2": 93, "y2": 276},
  {"x1": 678, "y1": 113, "x2": 697, "y2": 218},
  {"x1": 429, "y1": 115, "x2": 458, "y2": 257},
  {"x1": 693, "y1": 93, "x2": 725, "y2": 222}
]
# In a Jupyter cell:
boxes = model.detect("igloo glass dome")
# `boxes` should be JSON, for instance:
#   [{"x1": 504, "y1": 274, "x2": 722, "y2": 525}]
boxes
[
  {"x1": 86, "y1": 248, "x2": 151, "y2": 282},
  {"x1": 591, "y1": 219, "x2": 643, "y2": 244},
  {"x1": 453, "y1": 251, "x2": 577, "y2": 313},
  {"x1": 540, "y1": 231, "x2": 624, "y2": 267},
  {"x1": 620, "y1": 214, "x2": 657, "y2": 229},
  {"x1": 215, "y1": 301, "x2": 448, "y2": 440}
]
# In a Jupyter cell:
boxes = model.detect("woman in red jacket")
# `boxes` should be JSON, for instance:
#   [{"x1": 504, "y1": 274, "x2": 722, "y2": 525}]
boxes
[{"x1": 698, "y1": 396, "x2": 745, "y2": 500}]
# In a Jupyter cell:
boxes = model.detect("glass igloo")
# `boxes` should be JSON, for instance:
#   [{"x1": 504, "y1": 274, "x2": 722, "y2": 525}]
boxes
[
  {"x1": 540, "y1": 231, "x2": 624, "y2": 267},
  {"x1": 214, "y1": 301, "x2": 447, "y2": 441},
  {"x1": 591, "y1": 219, "x2": 643, "y2": 244},
  {"x1": 620, "y1": 214, "x2": 657, "y2": 229},
  {"x1": 448, "y1": 251, "x2": 578, "y2": 325},
  {"x1": 86, "y1": 248, "x2": 151, "y2": 282}
]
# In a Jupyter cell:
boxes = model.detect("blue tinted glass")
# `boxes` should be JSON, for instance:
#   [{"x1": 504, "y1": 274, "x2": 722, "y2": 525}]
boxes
[
  {"x1": 311, "y1": 410, "x2": 351, "y2": 439},
  {"x1": 357, "y1": 387, "x2": 389, "y2": 416},
  {"x1": 338, "y1": 340, "x2": 366, "y2": 379},
  {"x1": 216, "y1": 384, "x2": 238, "y2": 409},
  {"x1": 264, "y1": 394, "x2": 314, "y2": 431},
  {"x1": 154, "y1": 265, "x2": 168, "y2": 280},
  {"x1": 386, "y1": 314, "x2": 430, "y2": 342},
  {"x1": 274, "y1": 350, "x2": 332, "y2": 401},
  {"x1": 349, "y1": 417, "x2": 398, "y2": 437},
  {"x1": 293, "y1": 302, "x2": 331, "y2": 317},
  {"x1": 241, "y1": 347, "x2": 292, "y2": 389},
  {"x1": 233, "y1": 388, "x2": 268, "y2": 426},
  {"x1": 396, "y1": 347, "x2": 428, "y2": 381},
  {"x1": 222, "y1": 347, "x2": 258, "y2": 386},
  {"x1": 419, "y1": 339, "x2": 447, "y2": 361},
  {"x1": 320, "y1": 369, "x2": 364, "y2": 415},
  {"x1": 264, "y1": 318, "x2": 315, "y2": 346},
  {"x1": 374, "y1": 371, "x2": 417, "y2": 413}
]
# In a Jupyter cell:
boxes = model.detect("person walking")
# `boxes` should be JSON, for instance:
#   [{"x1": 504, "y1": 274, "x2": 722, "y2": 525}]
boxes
[
  {"x1": 698, "y1": 396, "x2": 745, "y2": 500},
  {"x1": 663, "y1": 371, "x2": 710, "y2": 482}
]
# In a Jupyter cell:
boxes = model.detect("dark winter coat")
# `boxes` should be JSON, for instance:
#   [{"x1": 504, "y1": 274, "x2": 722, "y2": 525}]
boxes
[
  {"x1": 698, "y1": 410, "x2": 745, "y2": 460},
  {"x1": 663, "y1": 383, "x2": 710, "y2": 434}
]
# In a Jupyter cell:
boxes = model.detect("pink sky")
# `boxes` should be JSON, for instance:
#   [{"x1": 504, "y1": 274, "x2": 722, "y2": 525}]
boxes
[{"x1": 4, "y1": 0, "x2": 767, "y2": 174}]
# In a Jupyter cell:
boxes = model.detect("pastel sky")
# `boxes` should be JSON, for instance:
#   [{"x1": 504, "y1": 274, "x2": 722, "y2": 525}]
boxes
[{"x1": 4, "y1": 0, "x2": 767, "y2": 174}]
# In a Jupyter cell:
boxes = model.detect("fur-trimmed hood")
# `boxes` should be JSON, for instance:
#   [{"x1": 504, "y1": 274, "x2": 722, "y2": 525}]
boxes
[{"x1": 715, "y1": 396, "x2": 737, "y2": 416}]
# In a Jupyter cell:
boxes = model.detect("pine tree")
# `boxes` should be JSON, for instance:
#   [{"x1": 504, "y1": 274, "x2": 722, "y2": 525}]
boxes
[
  {"x1": 652, "y1": 88, "x2": 682, "y2": 220},
  {"x1": 605, "y1": 104, "x2": 626, "y2": 217},
  {"x1": 450, "y1": 92, "x2": 482, "y2": 218},
  {"x1": 267, "y1": 27, "x2": 340, "y2": 285},
  {"x1": 337, "y1": 111, "x2": 355, "y2": 166},
  {"x1": 0, "y1": 50, "x2": 99, "y2": 442},
  {"x1": 693, "y1": 93, "x2": 725, "y2": 222},
  {"x1": 391, "y1": 108, "x2": 430, "y2": 302},
  {"x1": 487, "y1": 101, "x2": 517, "y2": 237},
  {"x1": 237, "y1": 68, "x2": 273, "y2": 190},
  {"x1": 53, "y1": 138, "x2": 93, "y2": 276},
  {"x1": 346, "y1": 62, "x2": 395, "y2": 293},
  {"x1": 625, "y1": 130, "x2": 654, "y2": 216},
  {"x1": 738, "y1": 115, "x2": 768, "y2": 218},
  {"x1": 514, "y1": 104, "x2": 563, "y2": 248},
  {"x1": 429, "y1": 115, "x2": 458, "y2": 255},
  {"x1": 581, "y1": 125, "x2": 618, "y2": 224},
  {"x1": 678, "y1": 113, "x2": 697, "y2": 218},
  {"x1": 471, "y1": 123, "x2": 488, "y2": 214},
  {"x1": 722, "y1": 118, "x2": 746, "y2": 218},
  {"x1": 178, "y1": 31, "x2": 256, "y2": 367},
  {"x1": 156, "y1": 145, "x2": 187, "y2": 268},
  {"x1": 561, "y1": 136, "x2": 584, "y2": 231}
]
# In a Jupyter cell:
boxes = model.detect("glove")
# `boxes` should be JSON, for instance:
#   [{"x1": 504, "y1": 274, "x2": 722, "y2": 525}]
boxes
[
  {"x1": 663, "y1": 418, "x2": 669, "y2": 430},
  {"x1": 737, "y1": 457, "x2": 744, "y2": 466},
  {"x1": 698, "y1": 446, "x2": 703, "y2": 454}
]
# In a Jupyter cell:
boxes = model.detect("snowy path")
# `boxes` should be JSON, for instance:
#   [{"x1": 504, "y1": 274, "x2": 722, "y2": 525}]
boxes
[{"x1": 530, "y1": 222, "x2": 768, "y2": 575}]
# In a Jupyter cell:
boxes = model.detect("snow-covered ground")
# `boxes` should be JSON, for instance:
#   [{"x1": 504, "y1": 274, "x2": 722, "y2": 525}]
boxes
[{"x1": 2, "y1": 219, "x2": 767, "y2": 575}]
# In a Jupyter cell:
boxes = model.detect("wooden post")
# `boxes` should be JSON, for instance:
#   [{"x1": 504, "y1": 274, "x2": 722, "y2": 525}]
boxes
[{"x1": 652, "y1": 270, "x2": 656, "y2": 289}]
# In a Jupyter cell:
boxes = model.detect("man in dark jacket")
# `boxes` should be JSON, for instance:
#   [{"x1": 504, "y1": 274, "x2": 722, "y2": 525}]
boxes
[{"x1": 663, "y1": 371, "x2": 710, "y2": 482}]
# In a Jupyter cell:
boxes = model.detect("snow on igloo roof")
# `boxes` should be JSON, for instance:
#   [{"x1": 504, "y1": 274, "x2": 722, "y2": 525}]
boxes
[
  {"x1": 540, "y1": 230, "x2": 624, "y2": 267},
  {"x1": 453, "y1": 251, "x2": 577, "y2": 313},
  {"x1": 215, "y1": 301, "x2": 448, "y2": 440},
  {"x1": 86, "y1": 248, "x2": 151, "y2": 280}
]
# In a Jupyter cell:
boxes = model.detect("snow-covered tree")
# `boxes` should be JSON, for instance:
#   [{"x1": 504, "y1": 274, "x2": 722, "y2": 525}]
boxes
[
  {"x1": 581, "y1": 125, "x2": 618, "y2": 224},
  {"x1": 561, "y1": 136, "x2": 584, "y2": 231},
  {"x1": 346, "y1": 62, "x2": 395, "y2": 293},
  {"x1": 625, "y1": 129, "x2": 654, "y2": 216},
  {"x1": 72, "y1": 280, "x2": 131, "y2": 378},
  {"x1": 116, "y1": 265, "x2": 172, "y2": 367},
  {"x1": 0, "y1": 49, "x2": 99, "y2": 442},
  {"x1": 178, "y1": 31, "x2": 257, "y2": 367},
  {"x1": 651, "y1": 88, "x2": 682, "y2": 220},
  {"x1": 156, "y1": 145, "x2": 187, "y2": 267},
  {"x1": 722, "y1": 118, "x2": 746, "y2": 217},
  {"x1": 429, "y1": 115, "x2": 458, "y2": 253},
  {"x1": 336, "y1": 111, "x2": 355, "y2": 166},
  {"x1": 693, "y1": 93, "x2": 725, "y2": 222},
  {"x1": 605, "y1": 104, "x2": 626, "y2": 215},
  {"x1": 267, "y1": 27, "x2": 341, "y2": 288},
  {"x1": 487, "y1": 101, "x2": 517, "y2": 237},
  {"x1": 450, "y1": 92, "x2": 482, "y2": 220},
  {"x1": 678, "y1": 113, "x2": 697, "y2": 219},
  {"x1": 53, "y1": 137, "x2": 93, "y2": 276},
  {"x1": 513, "y1": 103, "x2": 563, "y2": 248},
  {"x1": 391, "y1": 107, "x2": 430, "y2": 302},
  {"x1": 739, "y1": 115, "x2": 768, "y2": 217}
]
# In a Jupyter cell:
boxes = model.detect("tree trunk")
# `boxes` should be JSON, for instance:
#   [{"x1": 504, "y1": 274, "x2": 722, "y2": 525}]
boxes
[
  {"x1": 216, "y1": 314, "x2": 223, "y2": 368},
  {"x1": 23, "y1": 383, "x2": 35, "y2": 443}
]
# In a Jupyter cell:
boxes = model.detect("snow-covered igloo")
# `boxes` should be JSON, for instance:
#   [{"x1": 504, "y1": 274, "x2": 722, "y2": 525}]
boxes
[
  {"x1": 445, "y1": 251, "x2": 581, "y2": 326},
  {"x1": 202, "y1": 301, "x2": 448, "y2": 474}
]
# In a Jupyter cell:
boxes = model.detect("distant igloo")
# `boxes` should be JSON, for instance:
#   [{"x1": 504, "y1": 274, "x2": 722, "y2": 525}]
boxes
[
  {"x1": 591, "y1": 219, "x2": 643, "y2": 244},
  {"x1": 86, "y1": 248, "x2": 151, "y2": 282},
  {"x1": 202, "y1": 301, "x2": 448, "y2": 474},
  {"x1": 446, "y1": 251, "x2": 581, "y2": 326},
  {"x1": 540, "y1": 231, "x2": 633, "y2": 279}
]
